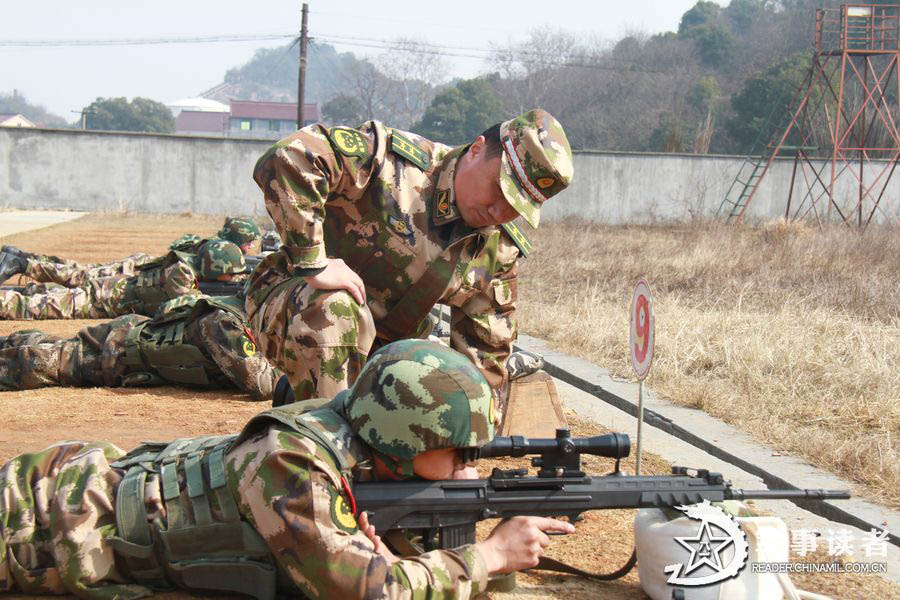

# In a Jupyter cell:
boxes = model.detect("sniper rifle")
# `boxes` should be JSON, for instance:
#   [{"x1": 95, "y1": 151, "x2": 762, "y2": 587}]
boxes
[{"x1": 355, "y1": 430, "x2": 849, "y2": 578}]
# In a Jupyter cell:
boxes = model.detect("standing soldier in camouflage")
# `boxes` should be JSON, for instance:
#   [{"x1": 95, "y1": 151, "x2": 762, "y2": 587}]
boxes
[
  {"x1": 0, "y1": 293, "x2": 279, "y2": 399},
  {"x1": 0, "y1": 339, "x2": 572, "y2": 599},
  {"x1": 0, "y1": 216, "x2": 261, "y2": 287},
  {"x1": 248, "y1": 109, "x2": 573, "y2": 421},
  {"x1": 0, "y1": 239, "x2": 245, "y2": 320}
]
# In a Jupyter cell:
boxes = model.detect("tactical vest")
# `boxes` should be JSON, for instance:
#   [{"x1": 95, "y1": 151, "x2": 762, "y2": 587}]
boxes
[
  {"x1": 109, "y1": 398, "x2": 357, "y2": 600},
  {"x1": 119, "y1": 251, "x2": 197, "y2": 315},
  {"x1": 121, "y1": 294, "x2": 247, "y2": 386}
]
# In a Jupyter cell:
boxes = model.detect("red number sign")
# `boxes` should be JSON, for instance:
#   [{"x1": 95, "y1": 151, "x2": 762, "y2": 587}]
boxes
[{"x1": 630, "y1": 278, "x2": 655, "y2": 380}]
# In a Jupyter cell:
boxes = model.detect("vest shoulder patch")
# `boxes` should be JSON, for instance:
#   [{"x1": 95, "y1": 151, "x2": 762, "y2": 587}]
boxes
[
  {"x1": 501, "y1": 221, "x2": 533, "y2": 257},
  {"x1": 390, "y1": 132, "x2": 431, "y2": 170},
  {"x1": 329, "y1": 127, "x2": 369, "y2": 159}
]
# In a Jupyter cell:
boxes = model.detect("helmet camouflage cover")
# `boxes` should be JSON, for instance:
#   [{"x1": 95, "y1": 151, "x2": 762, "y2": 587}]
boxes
[
  {"x1": 218, "y1": 216, "x2": 261, "y2": 247},
  {"x1": 344, "y1": 339, "x2": 495, "y2": 460},
  {"x1": 198, "y1": 239, "x2": 246, "y2": 278},
  {"x1": 169, "y1": 233, "x2": 202, "y2": 251}
]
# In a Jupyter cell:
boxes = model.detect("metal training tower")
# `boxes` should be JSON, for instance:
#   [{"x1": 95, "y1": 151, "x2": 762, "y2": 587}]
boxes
[{"x1": 719, "y1": 4, "x2": 900, "y2": 227}]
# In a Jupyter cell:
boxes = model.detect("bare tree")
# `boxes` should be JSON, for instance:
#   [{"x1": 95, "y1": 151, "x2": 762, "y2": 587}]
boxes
[
  {"x1": 341, "y1": 58, "x2": 389, "y2": 122},
  {"x1": 488, "y1": 30, "x2": 583, "y2": 115},
  {"x1": 376, "y1": 38, "x2": 449, "y2": 129}
]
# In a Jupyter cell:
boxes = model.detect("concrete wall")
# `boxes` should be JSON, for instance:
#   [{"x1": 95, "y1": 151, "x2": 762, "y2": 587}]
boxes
[
  {"x1": 0, "y1": 127, "x2": 271, "y2": 216},
  {"x1": 2, "y1": 127, "x2": 898, "y2": 223}
]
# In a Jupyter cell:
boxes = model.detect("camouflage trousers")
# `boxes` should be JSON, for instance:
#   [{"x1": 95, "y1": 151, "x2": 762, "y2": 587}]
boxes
[
  {"x1": 24, "y1": 253, "x2": 152, "y2": 288},
  {"x1": 0, "y1": 441, "x2": 151, "y2": 599},
  {"x1": 0, "y1": 315, "x2": 144, "y2": 390},
  {"x1": 0, "y1": 278, "x2": 129, "y2": 320},
  {"x1": 249, "y1": 279, "x2": 376, "y2": 401}
]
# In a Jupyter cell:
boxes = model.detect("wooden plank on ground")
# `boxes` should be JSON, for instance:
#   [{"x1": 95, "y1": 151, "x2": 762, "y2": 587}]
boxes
[{"x1": 502, "y1": 371, "x2": 567, "y2": 438}]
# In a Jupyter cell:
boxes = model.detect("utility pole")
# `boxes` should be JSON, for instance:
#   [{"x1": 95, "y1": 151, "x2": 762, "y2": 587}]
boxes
[{"x1": 296, "y1": 2, "x2": 309, "y2": 130}]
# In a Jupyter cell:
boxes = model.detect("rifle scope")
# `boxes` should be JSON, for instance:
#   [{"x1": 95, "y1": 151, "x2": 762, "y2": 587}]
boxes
[{"x1": 475, "y1": 430, "x2": 630, "y2": 460}]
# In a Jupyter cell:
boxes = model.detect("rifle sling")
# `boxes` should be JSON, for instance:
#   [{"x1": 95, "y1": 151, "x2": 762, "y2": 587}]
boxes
[{"x1": 532, "y1": 549, "x2": 636, "y2": 581}]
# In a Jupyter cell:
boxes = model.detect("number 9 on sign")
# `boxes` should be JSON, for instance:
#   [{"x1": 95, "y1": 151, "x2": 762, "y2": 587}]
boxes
[{"x1": 630, "y1": 278, "x2": 655, "y2": 380}]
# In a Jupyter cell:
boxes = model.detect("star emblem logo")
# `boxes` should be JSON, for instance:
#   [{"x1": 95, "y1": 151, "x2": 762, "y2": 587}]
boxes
[{"x1": 674, "y1": 520, "x2": 735, "y2": 575}]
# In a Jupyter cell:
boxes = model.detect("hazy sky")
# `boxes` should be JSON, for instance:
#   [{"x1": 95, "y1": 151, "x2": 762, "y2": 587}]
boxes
[{"x1": 2, "y1": 0, "x2": 717, "y2": 122}]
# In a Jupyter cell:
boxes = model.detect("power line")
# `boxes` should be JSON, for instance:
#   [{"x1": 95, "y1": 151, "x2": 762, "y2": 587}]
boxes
[
  {"x1": 0, "y1": 30, "x2": 670, "y2": 75},
  {"x1": 312, "y1": 35, "x2": 669, "y2": 75},
  {"x1": 307, "y1": 8, "x2": 511, "y2": 36},
  {"x1": 0, "y1": 33, "x2": 296, "y2": 47}
]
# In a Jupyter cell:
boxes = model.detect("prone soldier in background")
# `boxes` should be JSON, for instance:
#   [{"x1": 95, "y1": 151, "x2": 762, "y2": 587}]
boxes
[
  {"x1": 0, "y1": 292, "x2": 280, "y2": 399},
  {"x1": 167, "y1": 216, "x2": 262, "y2": 254},
  {"x1": 0, "y1": 216, "x2": 261, "y2": 287},
  {"x1": 0, "y1": 339, "x2": 571, "y2": 599},
  {"x1": 0, "y1": 240, "x2": 246, "y2": 320}
]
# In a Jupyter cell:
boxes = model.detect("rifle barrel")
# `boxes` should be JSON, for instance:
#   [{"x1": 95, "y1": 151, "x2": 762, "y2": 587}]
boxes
[{"x1": 730, "y1": 489, "x2": 851, "y2": 500}]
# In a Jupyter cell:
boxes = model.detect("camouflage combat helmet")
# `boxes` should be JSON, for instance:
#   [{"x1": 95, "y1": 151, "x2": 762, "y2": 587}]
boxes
[
  {"x1": 197, "y1": 239, "x2": 247, "y2": 279},
  {"x1": 342, "y1": 339, "x2": 495, "y2": 467},
  {"x1": 498, "y1": 109, "x2": 574, "y2": 229},
  {"x1": 218, "y1": 217, "x2": 261, "y2": 247},
  {"x1": 168, "y1": 233, "x2": 202, "y2": 251}
]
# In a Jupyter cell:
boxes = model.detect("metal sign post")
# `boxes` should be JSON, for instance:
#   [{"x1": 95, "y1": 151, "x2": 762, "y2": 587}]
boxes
[{"x1": 629, "y1": 278, "x2": 655, "y2": 475}]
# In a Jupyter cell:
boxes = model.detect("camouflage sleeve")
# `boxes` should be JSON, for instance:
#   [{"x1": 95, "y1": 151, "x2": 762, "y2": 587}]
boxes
[
  {"x1": 162, "y1": 261, "x2": 201, "y2": 299},
  {"x1": 252, "y1": 125, "x2": 374, "y2": 273},
  {"x1": 230, "y1": 428, "x2": 489, "y2": 600},
  {"x1": 450, "y1": 244, "x2": 519, "y2": 401},
  {"x1": 197, "y1": 312, "x2": 280, "y2": 400}
]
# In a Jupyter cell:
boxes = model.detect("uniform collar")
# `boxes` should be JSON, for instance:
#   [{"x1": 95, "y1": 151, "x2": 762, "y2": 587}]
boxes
[{"x1": 431, "y1": 145, "x2": 468, "y2": 227}]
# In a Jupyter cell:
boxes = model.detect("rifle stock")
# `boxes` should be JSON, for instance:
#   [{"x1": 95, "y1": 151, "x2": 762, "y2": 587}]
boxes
[{"x1": 354, "y1": 430, "x2": 850, "y2": 551}]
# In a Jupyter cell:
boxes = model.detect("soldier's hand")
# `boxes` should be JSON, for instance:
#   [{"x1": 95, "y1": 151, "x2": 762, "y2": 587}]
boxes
[
  {"x1": 476, "y1": 516, "x2": 575, "y2": 574},
  {"x1": 358, "y1": 511, "x2": 398, "y2": 564},
  {"x1": 305, "y1": 258, "x2": 366, "y2": 305}
]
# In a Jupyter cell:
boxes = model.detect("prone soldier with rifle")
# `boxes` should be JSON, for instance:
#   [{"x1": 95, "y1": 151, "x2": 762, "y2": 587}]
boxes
[{"x1": 0, "y1": 339, "x2": 848, "y2": 599}]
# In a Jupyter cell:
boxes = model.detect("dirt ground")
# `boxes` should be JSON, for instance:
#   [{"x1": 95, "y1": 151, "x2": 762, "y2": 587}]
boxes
[{"x1": 1, "y1": 214, "x2": 896, "y2": 599}]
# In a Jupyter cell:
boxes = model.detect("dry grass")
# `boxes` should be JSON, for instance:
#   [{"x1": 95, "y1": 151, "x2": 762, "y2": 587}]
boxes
[{"x1": 518, "y1": 218, "x2": 900, "y2": 508}]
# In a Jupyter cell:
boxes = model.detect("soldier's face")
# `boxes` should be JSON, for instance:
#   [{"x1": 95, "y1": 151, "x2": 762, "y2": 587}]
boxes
[
  {"x1": 412, "y1": 448, "x2": 478, "y2": 480},
  {"x1": 455, "y1": 137, "x2": 520, "y2": 228}
]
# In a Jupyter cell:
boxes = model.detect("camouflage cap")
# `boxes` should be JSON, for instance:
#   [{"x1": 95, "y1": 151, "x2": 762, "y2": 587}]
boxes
[
  {"x1": 198, "y1": 239, "x2": 247, "y2": 278},
  {"x1": 344, "y1": 339, "x2": 495, "y2": 460},
  {"x1": 499, "y1": 109, "x2": 573, "y2": 229},
  {"x1": 218, "y1": 217, "x2": 261, "y2": 247}
]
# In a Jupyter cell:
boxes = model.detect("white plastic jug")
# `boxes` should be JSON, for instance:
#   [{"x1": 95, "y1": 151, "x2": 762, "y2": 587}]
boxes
[{"x1": 635, "y1": 506, "x2": 789, "y2": 600}]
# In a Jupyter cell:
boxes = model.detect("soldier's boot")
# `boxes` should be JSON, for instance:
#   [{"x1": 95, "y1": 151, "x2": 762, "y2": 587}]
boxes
[
  {"x1": 0, "y1": 245, "x2": 38, "y2": 260},
  {"x1": 272, "y1": 374, "x2": 298, "y2": 407},
  {"x1": 506, "y1": 350, "x2": 545, "y2": 381},
  {"x1": 0, "y1": 252, "x2": 28, "y2": 284}
]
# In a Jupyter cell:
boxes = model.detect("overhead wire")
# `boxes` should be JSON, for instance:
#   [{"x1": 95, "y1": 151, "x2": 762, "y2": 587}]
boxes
[{"x1": 0, "y1": 30, "x2": 671, "y2": 75}]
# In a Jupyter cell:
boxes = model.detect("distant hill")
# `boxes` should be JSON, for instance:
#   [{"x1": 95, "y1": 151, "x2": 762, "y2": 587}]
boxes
[
  {"x1": 204, "y1": 42, "x2": 364, "y2": 105},
  {"x1": 0, "y1": 90, "x2": 69, "y2": 128}
]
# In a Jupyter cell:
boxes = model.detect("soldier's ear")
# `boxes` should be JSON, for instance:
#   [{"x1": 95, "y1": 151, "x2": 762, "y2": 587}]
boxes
[{"x1": 468, "y1": 135, "x2": 487, "y2": 158}]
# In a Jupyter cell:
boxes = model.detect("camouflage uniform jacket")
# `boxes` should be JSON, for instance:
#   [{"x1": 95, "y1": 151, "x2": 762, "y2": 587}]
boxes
[
  {"x1": 132, "y1": 295, "x2": 280, "y2": 399},
  {"x1": 0, "y1": 407, "x2": 487, "y2": 599},
  {"x1": 249, "y1": 121, "x2": 522, "y2": 393},
  {"x1": 225, "y1": 405, "x2": 489, "y2": 599}
]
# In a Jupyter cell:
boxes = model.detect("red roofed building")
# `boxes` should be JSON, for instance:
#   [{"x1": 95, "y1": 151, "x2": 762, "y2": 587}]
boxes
[
  {"x1": 228, "y1": 100, "x2": 319, "y2": 138},
  {"x1": 175, "y1": 110, "x2": 229, "y2": 136}
]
